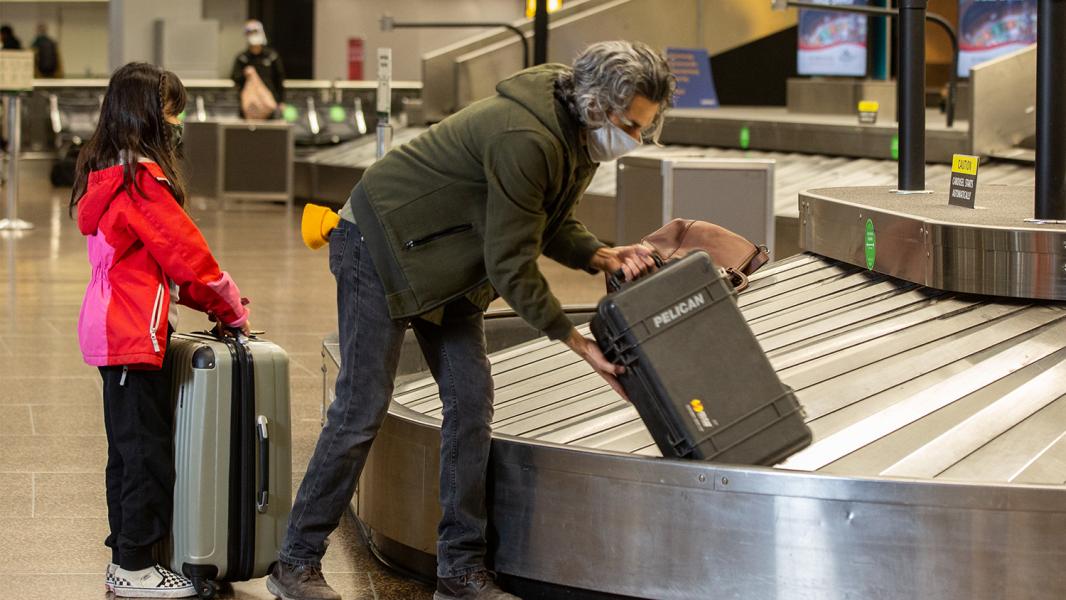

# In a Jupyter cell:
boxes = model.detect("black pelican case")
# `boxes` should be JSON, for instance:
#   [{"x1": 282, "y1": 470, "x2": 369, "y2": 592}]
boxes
[{"x1": 590, "y1": 251, "x2": 812, "y2": 465}]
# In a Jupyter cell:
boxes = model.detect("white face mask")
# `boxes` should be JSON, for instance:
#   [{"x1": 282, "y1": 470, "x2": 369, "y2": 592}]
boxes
[{"x1": 587, "y1": 119, "x2": 642, "y2": 163}]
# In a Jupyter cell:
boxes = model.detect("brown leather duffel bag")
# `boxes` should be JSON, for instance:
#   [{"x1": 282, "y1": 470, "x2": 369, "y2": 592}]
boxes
[{"x1": 607, "y1": 218, "x2": 770, "y2": 292}]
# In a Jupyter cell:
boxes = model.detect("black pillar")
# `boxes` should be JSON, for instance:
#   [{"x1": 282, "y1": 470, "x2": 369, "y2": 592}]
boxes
[
  {"x1": 533, "y1": 0, "x2": 549, "y2": 65},
  {"x1": 1035, "y1": 0, "x2": 1066, "y2": 220},
  {"x1": 897, "y1": 0, "x2": 927, "y2": 191}
]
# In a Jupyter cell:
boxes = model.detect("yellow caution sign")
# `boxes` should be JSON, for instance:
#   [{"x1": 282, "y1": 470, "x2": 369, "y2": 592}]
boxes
[
  {"x1": 857, "y1": 100, "x2": 880, "y2": 113},
  {"x1": 952, "y1": 154, "x2": 979, "y2": 176},
  {"x1": 949, "y1": 154, "x2": 980, "y2": 208}
]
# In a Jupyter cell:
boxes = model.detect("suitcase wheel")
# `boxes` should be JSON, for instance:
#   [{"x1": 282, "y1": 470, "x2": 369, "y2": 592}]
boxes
[{"x1": 191, "y1": 577, "x2": 219, "y2": 600}]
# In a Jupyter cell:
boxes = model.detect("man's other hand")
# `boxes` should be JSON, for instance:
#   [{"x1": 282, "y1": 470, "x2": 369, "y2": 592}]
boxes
[{"x1": 563, "y1": 328, "x2": 629, "y2": 401}]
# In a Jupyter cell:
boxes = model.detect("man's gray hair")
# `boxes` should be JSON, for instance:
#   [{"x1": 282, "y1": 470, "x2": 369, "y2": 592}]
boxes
[{"x1": 557, "y1": 41, "x2": 675, "y2": 139}]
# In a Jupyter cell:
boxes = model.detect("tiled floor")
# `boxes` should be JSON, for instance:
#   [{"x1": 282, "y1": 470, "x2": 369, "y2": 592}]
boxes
[{"x1": 0, "y1": 160, "x2": 603, "y2": 599}]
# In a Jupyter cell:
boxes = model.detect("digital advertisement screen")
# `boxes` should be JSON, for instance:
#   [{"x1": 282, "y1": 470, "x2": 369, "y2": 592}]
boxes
[
  {"x1": 797, "y1": 0, "x2": 869, "y2": 77},
  {"x1": 958, "y1": 0, "x2": 1037, "y2": 77}
]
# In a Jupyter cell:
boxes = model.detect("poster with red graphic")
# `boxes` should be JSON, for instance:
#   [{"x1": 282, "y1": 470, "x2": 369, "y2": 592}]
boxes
[
  {"x1": 957, "y1": 0, "x2": 1037, "y2": 77},
  {"x1": 797, "y1": 0, "x2": 869, "y2": 77}
]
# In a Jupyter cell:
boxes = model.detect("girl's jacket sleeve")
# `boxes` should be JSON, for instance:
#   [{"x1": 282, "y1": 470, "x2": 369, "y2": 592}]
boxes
[{"x1": 124, "y1": 169, "x2": 250, "y2": 327}]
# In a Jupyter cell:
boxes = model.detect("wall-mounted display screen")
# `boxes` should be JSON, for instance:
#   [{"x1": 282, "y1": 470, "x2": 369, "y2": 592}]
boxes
[
  {"x1": 797, "y1": 0, "x2": 869, "y2": 77},
  {"x1": 958, "y1": 0, "x2": 1038, "y2": 77}
]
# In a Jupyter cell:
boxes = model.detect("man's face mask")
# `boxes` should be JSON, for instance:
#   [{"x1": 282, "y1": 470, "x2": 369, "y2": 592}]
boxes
[{"x1": 587, "y1": 118, "x2": 642, "y2": 163}]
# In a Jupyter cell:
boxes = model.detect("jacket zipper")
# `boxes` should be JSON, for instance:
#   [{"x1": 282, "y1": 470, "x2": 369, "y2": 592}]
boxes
[
  {"x1": 149, "y1": 283, "x2": 164, "y2": 353},
  {"x1": 403, "y1": 224, "x2": 473, "y2": 250}
]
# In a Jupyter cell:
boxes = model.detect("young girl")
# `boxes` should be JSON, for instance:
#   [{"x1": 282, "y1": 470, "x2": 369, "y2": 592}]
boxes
[{"x1": 73, "y1": 62, "x2": 251, "y2": 598}]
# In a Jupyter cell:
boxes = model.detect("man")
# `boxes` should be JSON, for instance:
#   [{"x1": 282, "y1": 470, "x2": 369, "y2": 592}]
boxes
[
  {"x1": 31, "y1": 24, "x2": 60, "y2": 78},
  {"x1": 231, "y1": 20, "x2": 285, "y2": 118},
  {"x1": 268, "y1": 41, "x2": 674, "y2": 600}
]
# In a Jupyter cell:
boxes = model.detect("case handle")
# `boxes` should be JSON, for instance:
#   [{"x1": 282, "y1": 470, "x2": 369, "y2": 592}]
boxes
[
  {"x1": 256, "y1": 416, "x2": 270, "y2": 513},
  {"x1": 606, "y1": 254, "x2": 665, "y2": 292}
]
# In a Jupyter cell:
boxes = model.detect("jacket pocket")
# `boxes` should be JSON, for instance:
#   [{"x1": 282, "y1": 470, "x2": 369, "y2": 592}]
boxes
[
  {"x1": 148, "y1": 283, "x2": 165, "y2": 353},
  {"x1": 328, "y1": 225, "x2": 350, "y2": 276},
  {"x1": 402, "y1": 224, "x2": 474, "y2": 250}
]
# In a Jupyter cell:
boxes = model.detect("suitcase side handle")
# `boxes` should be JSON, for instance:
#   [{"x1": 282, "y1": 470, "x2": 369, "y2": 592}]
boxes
[{"x1": 256, "y1": 415, "x2": 270, "y2": 513}]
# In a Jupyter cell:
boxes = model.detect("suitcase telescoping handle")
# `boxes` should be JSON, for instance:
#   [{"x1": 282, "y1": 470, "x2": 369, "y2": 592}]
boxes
[{"x1": 256, "y1": 415, "x2": 270, "y2": 513}]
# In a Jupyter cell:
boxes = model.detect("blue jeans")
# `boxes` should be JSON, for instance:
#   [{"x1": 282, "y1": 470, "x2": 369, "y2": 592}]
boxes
[{"x1": 280, "y1": 219, "x2": 495, "y2": 578}]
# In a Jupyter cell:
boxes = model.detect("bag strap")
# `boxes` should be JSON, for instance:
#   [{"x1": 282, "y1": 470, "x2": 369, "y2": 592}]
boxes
[{"x1": 724, "y1": 268, "x2": 750, "y2": 292}]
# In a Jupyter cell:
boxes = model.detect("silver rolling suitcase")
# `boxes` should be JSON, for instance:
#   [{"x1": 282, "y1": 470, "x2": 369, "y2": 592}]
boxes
[{"x1": 164, "y1": 332, "x2": 292, "y2": 599}]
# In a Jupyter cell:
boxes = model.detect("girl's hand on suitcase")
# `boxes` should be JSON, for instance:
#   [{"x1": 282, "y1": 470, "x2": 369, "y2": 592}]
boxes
[{"x1": 564, "y1": 329, "x2": 629, "y2": 401}]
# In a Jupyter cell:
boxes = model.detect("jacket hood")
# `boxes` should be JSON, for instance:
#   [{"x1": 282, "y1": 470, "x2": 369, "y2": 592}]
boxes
[
  {"x1": 495, "y1": 63, "x2": 574, "y2": 142},
  {"x1": 77, "y1": 165, "x2": 128, "y2": 235},
  {"x1": 76, "y1": 162, "x2": 168, "y2": 235}
]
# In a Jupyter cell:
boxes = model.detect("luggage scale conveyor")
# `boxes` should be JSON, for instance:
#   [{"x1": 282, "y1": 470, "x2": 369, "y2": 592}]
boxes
[{"x1": 321, "y1": 183, "x2": 1066, "y2": 600}]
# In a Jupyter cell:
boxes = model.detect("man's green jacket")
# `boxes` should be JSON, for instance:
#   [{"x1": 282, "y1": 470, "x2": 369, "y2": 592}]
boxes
[{"x1": 345, "y1": 63, "x2": 606, "y2": 340}]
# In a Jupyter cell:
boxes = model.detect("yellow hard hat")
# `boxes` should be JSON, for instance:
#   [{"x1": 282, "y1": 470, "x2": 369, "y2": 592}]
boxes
[{"x1": 301, "y1": 203, "x2": 341, "y2": 250}]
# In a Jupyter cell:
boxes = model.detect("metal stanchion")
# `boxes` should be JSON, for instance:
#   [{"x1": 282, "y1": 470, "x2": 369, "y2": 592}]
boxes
[
  {"x1": 533, "y1": 0, "x2": 550, "y2": 65},
  {"x1": 895, "y1": 0, "x2": 930, "y2": 194},
  {"x1": 375, "y1": 47, "x2": 393, "y2": 159},
  {"x1": 0, "y1": 93, "x2": 35, "y2": 231},
  {"x1": 1034, "y1": 0, "x2": 1066, "y2": 221}
]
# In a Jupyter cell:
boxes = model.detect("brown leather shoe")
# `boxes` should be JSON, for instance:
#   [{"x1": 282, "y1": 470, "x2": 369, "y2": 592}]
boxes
[
  {"x1": 433, "y1": 570, "x2": 520, "y2": 600},
  {"x1": 266, "y1": 561, "x2": 341, "y2": 600}
]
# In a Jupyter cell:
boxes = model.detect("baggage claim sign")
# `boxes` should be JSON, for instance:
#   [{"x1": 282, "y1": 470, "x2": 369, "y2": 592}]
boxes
[{"x1": 666, "y1": 48, "x2": 719, "y2": 109}]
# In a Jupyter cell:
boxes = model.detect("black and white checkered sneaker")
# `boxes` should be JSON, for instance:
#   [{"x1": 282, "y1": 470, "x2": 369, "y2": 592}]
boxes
[
  {"x1": 105, "y1": 562, "x2": 118, "y2": 591},
  {"x1": 111, "y1": 564, "x2": 197, "y2": 598}
]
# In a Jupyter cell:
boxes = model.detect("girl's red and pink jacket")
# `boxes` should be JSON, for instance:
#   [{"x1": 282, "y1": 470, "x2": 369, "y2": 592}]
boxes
[{"x1": 76, "y1": 161, "x2": 249, "y2": 369}]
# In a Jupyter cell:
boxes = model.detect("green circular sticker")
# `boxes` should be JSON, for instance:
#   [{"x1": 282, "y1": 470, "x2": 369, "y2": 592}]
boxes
[
  {"x1": 865, "y1": 218, "x2": 876, "y2": 270},
  {"x1": 282, "y1": 105, "x2": 299, "y2": 122},
  {"x1": 739, "y1": 126, "x2": 751, "y2": 150},
  {"x1": 890, "y1": 135, "x2": 899, "y2": 161},
  {"x1": 329, "y1": 105, "x2": 347, "y2": 123}
]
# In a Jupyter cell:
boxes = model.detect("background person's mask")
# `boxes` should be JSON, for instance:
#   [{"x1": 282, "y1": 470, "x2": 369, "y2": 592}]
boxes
[{"x1": 588, "y1": 119, "x2": 642, "y2": 162}]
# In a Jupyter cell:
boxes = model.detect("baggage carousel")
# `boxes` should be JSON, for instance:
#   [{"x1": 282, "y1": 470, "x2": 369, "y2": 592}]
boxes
[{"x1": 321, "y1": 184, "x2": 1066, "y2": 599}]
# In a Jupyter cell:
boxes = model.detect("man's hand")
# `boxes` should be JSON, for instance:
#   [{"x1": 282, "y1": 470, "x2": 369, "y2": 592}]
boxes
[
  {"x1": 563, "y1": 328, "x2": 629, "y2": 401},
  {"x1": 589, "y1": 244, "x2": 657, "y2": 282}
]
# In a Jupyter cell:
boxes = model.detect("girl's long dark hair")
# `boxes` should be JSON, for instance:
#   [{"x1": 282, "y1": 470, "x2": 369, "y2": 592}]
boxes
[{"x1": 70, "y1": 62, "x2": 188, "y2": 215}]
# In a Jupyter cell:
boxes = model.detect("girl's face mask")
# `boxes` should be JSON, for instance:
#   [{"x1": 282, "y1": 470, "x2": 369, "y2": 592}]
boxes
[{"x1": 167, "y1": 122, "x2": 184, "y2": 153}]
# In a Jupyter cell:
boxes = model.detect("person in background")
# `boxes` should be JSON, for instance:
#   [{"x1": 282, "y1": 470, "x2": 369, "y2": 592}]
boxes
[
  {"x1": 31, "y1": 24, "x2": 60, "y2": 78},
  {"x1": 231, "y1": 19, "x2": 285, "y2": 118},
  {"x1": 1, "y1": 24, "x2": 23, "y2": 50},
  {"x1": 0, "y1": 23, "x2": 23, "y2": 150}
]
